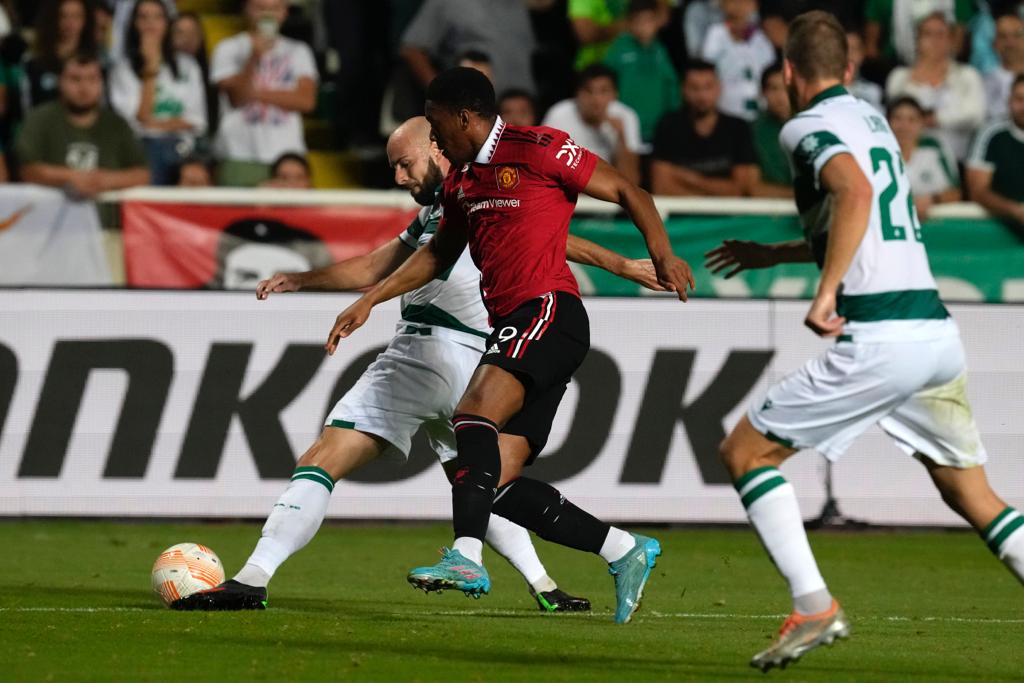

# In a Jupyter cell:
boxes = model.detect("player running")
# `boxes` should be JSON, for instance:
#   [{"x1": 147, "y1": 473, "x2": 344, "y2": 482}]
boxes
[
  {"x1": 704, "y1": 11, "x2": 1024, "y2": 671},
  {"x1": 327, "y1": 67, "x2": 695, "y2": 624},
  {"x1": 172, "y1": 116, "x2": 665, "y2": 612}
]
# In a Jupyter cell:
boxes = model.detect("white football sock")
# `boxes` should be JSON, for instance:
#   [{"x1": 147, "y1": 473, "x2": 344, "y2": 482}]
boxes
[
  {"x1": 485, "y1": 513, "x2": 555, "y2": 592},
  {"x1": 233, "y1": 468, "x2": 333, "y2": 588},
  {"x1": 736, "y1": 467, "x2": 830, "y2": 614},
  {"x1": 599, "y1": 526, "x2": 636, "y2": 563},
  {"x1": 452, "y1": 536, "x2": 484, "y2": 565},
  {"x1": 983, "y1": 507, "x2": 1024, "y2": 585}
]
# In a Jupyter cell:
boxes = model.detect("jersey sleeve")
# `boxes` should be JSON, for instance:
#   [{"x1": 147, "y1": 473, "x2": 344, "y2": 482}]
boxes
[
  {"x1": 966, "y1": 123, "x2": 999, "y2": 172},
  {"x1": 779, "y1": 115, "x2": 852, "y2": 187},
  {"x1": 540, "y1": 129, "x2": 598, "y2": 193},
  {"x1": 399, "y1": 205, "x2": 432, "y2": 249}
]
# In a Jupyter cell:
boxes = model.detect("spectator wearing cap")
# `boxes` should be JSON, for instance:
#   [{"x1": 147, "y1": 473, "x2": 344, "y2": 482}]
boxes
[
  {"x1": 16, "y1": 52, "x2": 149, "y2": 198},
  {"x1": 985, "y1": 12, "x2": 1024, "y2": 121},
  {"x1": 543, "y1": 63, "x2": 643, "y2": 185},
  {"x1": 210, "y1": 0, "x2": 318, "y2": 187},
  {"x1": 750, "y1": 62, "x2": 791, "y2": 198},
  {"x1": 400, "y1": 0, "x2": 536, "y2": 96},
  {"x1": 650, "y1": 59, "x2": 757, "y2": 197},
  {"x1": 604, "y1": 0, "x2": 678, "y2": 145},
  {"x1": 498, "y1": 89, "x2": 537, "y2": 127},
  {"x1": 887, "y1": 95, "x2": 961, "y2": 221},
  {"x1": 700, "y1": 0, "x2": 776, "y2": 122},
  {"x1": 886, "y1": 12, "x2": 985, "y2": 160},
  {"x1": 967, "y1": 74, "x2": 1024, "y2": 235}
]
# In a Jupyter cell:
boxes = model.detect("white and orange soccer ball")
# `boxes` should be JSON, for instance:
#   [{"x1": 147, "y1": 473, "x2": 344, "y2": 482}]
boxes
[{"x1": 151, "y1": 543, "x2": 225, "y2": 606}]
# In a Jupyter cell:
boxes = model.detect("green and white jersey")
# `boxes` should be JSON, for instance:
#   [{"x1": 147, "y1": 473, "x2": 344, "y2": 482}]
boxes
[
  {"x1": 396, "y1": 190, "x2": 490, "y2": 348},
  {"x1": 781, "y1": 85, "x2": 951, "y2": 342},
  {"x1": 906, "y1": 135, "x2": 959, "y2": 198}
]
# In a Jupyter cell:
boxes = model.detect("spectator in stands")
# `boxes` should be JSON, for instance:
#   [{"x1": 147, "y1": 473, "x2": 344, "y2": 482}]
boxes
[
  {"x1": 604, "y1": 0, "x2": 678, "y2": 145},
  {"x1": 175, "y1": 154, "x2": 213, "y2": 187},
  {"x1": 210, "y1": 0, "x2": 318, "y2": 187},
  {"x1": 888, "y1": 95, "x2": 961, "y2": 220},
  {"x1": 23, "y1": 0, "x2": 97, "y2": 111},
  {"x1": 886, "y1": 12, "x2": 986, "y2": 160},
  {"x1": 758, "y1": 1, "x2": 867, "y2": 51},
  {"x1": 650, "y1": 59, "x2": 757, "y2": 196},
  {"x1": 569, "y1": 0, "x2": 629, "y2": 70},
  {"x1": 94, "y1": 1, "x2": 113, "y2": 57},
  {"x1": 173, "y1": 12, "x2": 217, "y2": 132},
  {"x1": 457, "y1": 50, "x2": 493, "y2": 84},
  {"x1": 864, "y1": 0, "x2": 975, "y2": 65},
  {"x1": 683, "y1": 0, "x2": 722, "y2": 58},
  {"x1": 750, "y1": 62, "x2": 792, "y2": 198},
  {"x1": 846, "y1": 29, "x2": 884, "y2": 111},
  {"x1": 261, "y1": 151, "x2": 312, "y2": 189},
  {"x1": 700, "y1": 0, "x2": 776, "y2": 121},
  {"x1": 985, "y1": 12, "x2": 1024, "y2": 120},
  {"x1": 108, "y1": 0, "x2": 174, "y2": 62},
  {"x1": 16, "y1": 52, "x2": 149, "y2": 198},
  {"x1": 542, "y1": 64, "x2": 643, "y2": 184},
  {"x1": 498, "y1": 88, "x2": 537, "y2": 127},
  {"x1": 108, "y1": 0, "x2": 207, "y2": 186},
  {"x1": 967, "y1": 74, "x2": 1024, "y2": 235},
  {"x1": 400, "y1": 0, "x2": 536, "y2": 96}
]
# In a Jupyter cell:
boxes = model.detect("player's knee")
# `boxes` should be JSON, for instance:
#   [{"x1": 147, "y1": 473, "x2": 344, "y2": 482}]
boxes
[{"x1": 718, "y1": 435, "x2": 746, "y2": 479}]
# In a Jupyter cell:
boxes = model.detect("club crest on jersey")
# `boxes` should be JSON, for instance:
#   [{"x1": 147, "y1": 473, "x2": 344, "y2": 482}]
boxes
[{"x1": 495, "y1": 166, "x2": 519, "y2": 191}]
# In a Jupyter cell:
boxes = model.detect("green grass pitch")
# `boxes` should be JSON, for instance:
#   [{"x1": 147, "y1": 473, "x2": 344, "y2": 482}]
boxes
[{"x1": 0, "y1": 520, "x2": 1021, "y2": 682}]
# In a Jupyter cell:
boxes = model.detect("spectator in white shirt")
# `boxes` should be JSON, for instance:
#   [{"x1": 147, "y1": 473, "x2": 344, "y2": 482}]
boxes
[
  {"x1": 984, "y1": 12, "x2": 1024, "y2": 121},
  {"x1": 542, "y1": 63, "x2": 643, "y2": 185},
  {"x1": 700, "y1": 0, "x2": 776, "y2": 121},
  {"x1": 108, "y1": 0, "x2": 207, "y2": 185},
  {"x1": 210, "y1": 0, "x2": 318, "y2": 187},
  {"x1": 885, "y1": 12, "x2": 985, "y2": 160},
  {"x1": 887, "y1": 95, "x2": 961, "y2": 221}
]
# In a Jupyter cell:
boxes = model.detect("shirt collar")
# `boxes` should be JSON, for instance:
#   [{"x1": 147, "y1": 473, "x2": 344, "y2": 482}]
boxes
[
  {"x1": 474, "y1": 116, "x2": 505, "y2": 164},
  {"x1": 806, "y1": 84, "x2": 849, "y2": 110}
]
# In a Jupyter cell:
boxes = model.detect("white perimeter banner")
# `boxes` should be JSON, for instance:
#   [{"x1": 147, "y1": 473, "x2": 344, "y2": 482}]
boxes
[{"x1": 0, "y1": 290, "x2": 1021, "y2": 526}]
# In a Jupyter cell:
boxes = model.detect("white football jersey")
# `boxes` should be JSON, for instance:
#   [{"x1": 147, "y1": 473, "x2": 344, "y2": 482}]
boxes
[{"x1": 779, "y1": 85, "x2": 952, "y2": 342}]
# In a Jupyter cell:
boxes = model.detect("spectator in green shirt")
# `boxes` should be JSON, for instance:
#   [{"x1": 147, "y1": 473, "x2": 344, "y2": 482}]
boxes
[
  {"x1": 967, "y1": 73, "x2": 1024, "y2": 236},
  {"x1": 750, "y1": 61, "x2": 792, "y2": 198},
  {"x1": 569, "y1": 0, "x2": 629, "y2": 69},
  {"x1": 604, "y1": 0, "x2": 678, "y2": 144},
  {"x1": 16, "y1": 52, "x2": 149, "y2": 199}
]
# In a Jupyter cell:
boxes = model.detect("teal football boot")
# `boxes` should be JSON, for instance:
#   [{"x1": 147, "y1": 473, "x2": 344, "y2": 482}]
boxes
[
  {"x1": 608, "y1": 533, "x2": 661, "y2": 623},
  {"x1": 408, "y1": 548, "x2": 491, "y2": 598}
]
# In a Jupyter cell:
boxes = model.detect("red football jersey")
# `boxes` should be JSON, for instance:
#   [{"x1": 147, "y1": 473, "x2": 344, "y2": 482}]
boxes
[{"x1": 439, "y1": 119, "x2": 598, "y2": 319}]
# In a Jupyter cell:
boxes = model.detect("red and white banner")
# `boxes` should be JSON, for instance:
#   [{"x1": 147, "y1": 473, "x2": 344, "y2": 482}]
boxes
[{"x1": 122, "y1": 202, "x2": 418, "y2": 288}]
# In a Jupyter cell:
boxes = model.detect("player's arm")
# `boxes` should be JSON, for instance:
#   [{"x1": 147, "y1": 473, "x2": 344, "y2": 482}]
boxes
[
  {"x1": 256, "y1": 237, "x2": 412, "y2": 299},
  {"x1": 806, "y1": 153, "x2": 874, "y2": 337},
  {"x1": 324, "y1": 214, "x2": 468, "y2": 354},
  {"x1": 704, "y1": 239, "x2": 813, "y2": 278},
  {"x1": 565, "y1": 234, "x2": 667, "y2": 291},
  {"x1": 582, "y1": 157, "x2": 695, "y2": 300}
]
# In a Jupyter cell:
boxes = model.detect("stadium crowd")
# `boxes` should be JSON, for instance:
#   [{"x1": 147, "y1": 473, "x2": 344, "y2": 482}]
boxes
[{"x1": 0, "y1": 0, "x2": 1021, "y2": 225}]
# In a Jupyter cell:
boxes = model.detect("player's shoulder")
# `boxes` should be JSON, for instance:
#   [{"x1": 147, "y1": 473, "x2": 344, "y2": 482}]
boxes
[
  {"x1": 493, "y1": 124, "x2": 565, "y2": 164},
  {"x1": 780, "y1": 111, "x2": 836, "y2": 150}
]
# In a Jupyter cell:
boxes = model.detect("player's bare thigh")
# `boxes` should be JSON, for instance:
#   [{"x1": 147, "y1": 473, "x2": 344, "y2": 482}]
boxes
[
  {"x1": 455, "y1": 364, "x2": 527, "y2": 427},
  {"x1": 720, "y1": 415, "x2": 798, "y2": 481},
  {"x1": 922, "y1": 457, "x2": 1008, "y2": 531},
  {"x1": 296, "y1": 426, "x2": 388, "y2": 482}
]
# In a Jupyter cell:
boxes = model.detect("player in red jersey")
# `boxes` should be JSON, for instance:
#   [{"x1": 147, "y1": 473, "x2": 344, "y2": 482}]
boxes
[{"x1": 326, "y1": 68, "x2": 694, "y2": 623}]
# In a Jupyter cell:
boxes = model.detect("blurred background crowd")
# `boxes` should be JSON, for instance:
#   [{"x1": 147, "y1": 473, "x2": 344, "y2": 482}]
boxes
[{"x1": 0, "y1": 0, "x2": 1023, "y2": 229}]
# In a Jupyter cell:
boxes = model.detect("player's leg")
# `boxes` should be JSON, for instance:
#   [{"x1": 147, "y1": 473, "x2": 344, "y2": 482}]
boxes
[{"x1": 924, "y1": 462, "x2": 1024, "y2": 584}]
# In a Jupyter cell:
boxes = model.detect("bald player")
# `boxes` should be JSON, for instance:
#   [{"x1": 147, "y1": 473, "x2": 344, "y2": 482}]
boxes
[{"x1": 172, "y1": 117, "x2": 665, "y2": 612}]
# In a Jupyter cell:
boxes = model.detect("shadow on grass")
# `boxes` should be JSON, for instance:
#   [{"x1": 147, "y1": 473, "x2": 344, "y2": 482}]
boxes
[{"x1": 0, "y1": 583, "x2": 159, "y2": 609}]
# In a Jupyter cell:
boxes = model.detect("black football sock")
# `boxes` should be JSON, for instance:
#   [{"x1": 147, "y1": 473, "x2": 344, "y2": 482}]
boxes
[
  {"x1": 491, "y1": 476, "x2": 610, "y2": 554},
  {"x1": 451, "y1": 414, "x2": 502, "y2": 544}
]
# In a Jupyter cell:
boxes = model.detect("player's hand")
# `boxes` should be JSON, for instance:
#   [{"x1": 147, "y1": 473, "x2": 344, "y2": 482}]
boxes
[
  {"x1": 804, "y1": 289, "x2": 845, "y2": 337},
  {"x1": 619, "y1": 258, "x2": 668, "y2": 292},
  {"x1": 704, "y1": 240, "x2": 776, "y2": 278},
  {"x1": 325, "y1": 297, "x2": 373, "y2": 355},
  {"x1": 256, "y1": 272, "x2": 302, "y2": 300},
  {"x1": 653, "y1": 254, "x2": 696, "y2": 302}
]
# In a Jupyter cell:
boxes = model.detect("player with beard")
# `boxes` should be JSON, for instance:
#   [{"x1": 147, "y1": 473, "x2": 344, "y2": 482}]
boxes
[
  {"x1": 172, "y1": 116, "x2": 666, "y2": 612},
  {"x1": 326, "y1": 68, "x2": 695, "y2": 623}
]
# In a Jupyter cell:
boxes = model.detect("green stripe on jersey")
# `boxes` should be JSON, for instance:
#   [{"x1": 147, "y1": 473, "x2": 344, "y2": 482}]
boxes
[
  {"x1": 837, "y1": 289, "x2": 949, "y2": 322},
  {"x1": 401, "y1": 303, "x2": 489, "y2": 339},
  {"x1": 292, "y1": 466, "x2": 334, "y2": 492}
]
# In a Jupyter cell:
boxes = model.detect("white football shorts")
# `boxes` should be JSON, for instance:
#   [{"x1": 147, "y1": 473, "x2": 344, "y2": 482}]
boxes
[
  {"x1": 748, "y1": 322, "x2": 987, "y2": 468},
  {"x1": 325, "y1": 325, "x2": 485, "y2": 462}
]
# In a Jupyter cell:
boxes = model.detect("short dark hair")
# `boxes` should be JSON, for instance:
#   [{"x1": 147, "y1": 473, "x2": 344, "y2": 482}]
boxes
[
  {"x1": 760, "y1": 60, "x2": 784, "y2": 90},
  {"x1": 425, "y1": 67, "x2": 498, "y2": 118},
  {"x1": 886, "y1": 95, "x2": 925, "y2": 119},
  {"x1": 458, "y1": 49, "x2": 491, "y2": 65},
  {"x1": 681, "y1": 58, "x2": 717, "y2": 81},
  {"x1": 628, "y1": 0, "x2": 659, "y2": 15},
  {"x1": 785, "y1": 10, "x2": 848, "y2": 81},
  {"x1": 61, "y1": 50, "x2": 102, "y2": 74},
  {"x1": 498, "y1": 88, "x2": 536, "y2": 107},
  {"x1": 271, "y1": 152, "x2": 311, "y2": 177},
  {"x1": 576, "y1": 63, "x2": 618, "y2": 91}
]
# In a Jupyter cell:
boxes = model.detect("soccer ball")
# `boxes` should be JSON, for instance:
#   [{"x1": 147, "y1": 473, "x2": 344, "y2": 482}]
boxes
[{"x1": 151, "y1": 543, "x2": 225, "y2": 606}]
